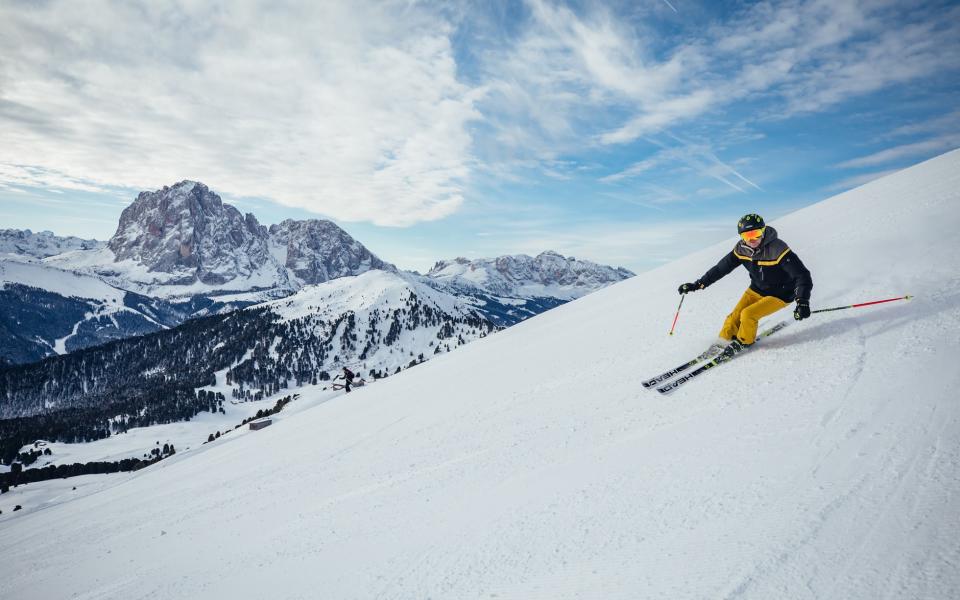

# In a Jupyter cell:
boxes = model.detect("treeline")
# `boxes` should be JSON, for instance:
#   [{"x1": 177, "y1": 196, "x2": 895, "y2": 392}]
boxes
[
  {"x1": 0, "y1": 448, "x2": 175, "y2": 491},
  {"x1": 0, "y1": 381, "x2": 222, "y2": 464}
]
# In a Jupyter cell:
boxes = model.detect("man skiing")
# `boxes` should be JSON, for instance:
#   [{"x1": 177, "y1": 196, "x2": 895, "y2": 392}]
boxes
[
  {"x1": 678, "y1": 214, "x2": 812, "y2": 357},
  {"x1": 333, "y1": 367, "x2": 364, "y2": 394},
  {"x1": 333, "y1": 366, "x2": 358, "y2": 393}
]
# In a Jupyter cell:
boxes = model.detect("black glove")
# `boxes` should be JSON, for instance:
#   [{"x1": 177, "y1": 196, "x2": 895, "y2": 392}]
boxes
[
  {"x1": 794, "y1": 299, "x2": 811, "y2": 321},
  {"x1": 678, "y1": 281, "x2": 704, "y2": 295}
]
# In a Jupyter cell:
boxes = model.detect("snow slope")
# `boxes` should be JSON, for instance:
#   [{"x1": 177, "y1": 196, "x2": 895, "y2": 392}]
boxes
[
  {"x1": 264, "y1": 269, "x2": 478, "y2": 322},
  {"x1": 45, "y1": 244, "x2": 293, "y2": 299},
  {"x1": 0, "y1": 260, "x2": 172, "y2": 361},
  {"x1": 0, "y1": 260, "x2": 126, "y2": 303},
  {"x1": 2, "y1": 150, "x2": 959, "y2": 599}
]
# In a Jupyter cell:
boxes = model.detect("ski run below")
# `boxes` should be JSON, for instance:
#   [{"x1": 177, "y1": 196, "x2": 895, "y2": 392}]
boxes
[{"x1": 2, "y1": 150, "x2": 960, "y2": 599}]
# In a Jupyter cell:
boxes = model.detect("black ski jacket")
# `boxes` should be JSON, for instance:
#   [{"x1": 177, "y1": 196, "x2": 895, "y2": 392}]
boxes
[{"x1": 698, "y1": 226, "x2": 812, "y2": 302}]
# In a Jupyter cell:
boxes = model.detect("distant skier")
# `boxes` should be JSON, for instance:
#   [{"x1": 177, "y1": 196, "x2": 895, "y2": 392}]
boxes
[
  {"x1": 678, "y1": 214, "x2": 812, "y2": 356},
  {"x1": 332, "y1": 366, "x2": 363, "y2": 393}
]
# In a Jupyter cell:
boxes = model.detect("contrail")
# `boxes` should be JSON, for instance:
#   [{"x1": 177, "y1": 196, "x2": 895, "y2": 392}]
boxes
[
  {"x1": 662, "y1": 0, "x2": 678, "y2": 13},
  {"x1": 710, "y1": 172, "x2": 746, "y2": 193},
  {"x1": 729, "y1": 167, "x2": 763, "y2": 191},
  {"x1": 707, "y1": 151, "x2": 764, "y2": 191}
]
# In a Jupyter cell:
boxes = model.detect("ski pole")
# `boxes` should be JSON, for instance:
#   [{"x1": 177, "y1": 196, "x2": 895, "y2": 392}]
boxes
[
  {"x1": 668, "y1": 293, "x2": 686, "y2": 336},
  {"x1": 811, "y1": 294, "x2": 913, "y2": 315}
]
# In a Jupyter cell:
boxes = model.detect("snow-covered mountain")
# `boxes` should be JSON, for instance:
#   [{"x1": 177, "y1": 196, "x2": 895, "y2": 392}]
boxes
[
  {"x1": 0, "y1": 228, "x2": 103, "y2": 261},
  {"x1": 4, "y1": 181, "x2": 630, "y2": 362},
  {"x1": 106, "y1": 180, "x2": 277, "y2": 287},
  {"x1": 242, "y1": 269, "x2": 495, "y2": 382},
  {"x1": 0, "y1": 261, "x2": 178, "y2": 364},
  {"x1": 0, "y1": 181, "x2": 403, "y2": 364},
  {"x1": 424, "y1": 251, "x2": 634, "y2": 325},
  {"x1": 427, "y1": 250, "x2": 633, "y2": 299},
  {"x1": 0, "y1": 270, "x2": 496, "y2": 421},
  {"x1": 0, "y1": 259, "x2": 257, "y2": 365},
  {"x1": 3, "y1": 149, "x2": 958, "y2": 598},
  {"x1": 48, "y1": 180, "x2": 395, "y2": 298},
  {"x1": 268, "y1": 218, "x2": 393, "y2": 285}
]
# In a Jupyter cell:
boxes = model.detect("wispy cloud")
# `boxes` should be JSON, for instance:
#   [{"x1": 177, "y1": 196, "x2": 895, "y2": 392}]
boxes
[
  {"x1": 883, "y1": 110, "x2": 960, "y2": 139},
  {"x1": 478, "y1": 0, "x2": 960, "y2": 154},
  {"x1": 837, "y1": 135, "x2": 960, "y2": 169},
  {"x1": 0, "y1": 164, "x2": 116, "y2": 194},
  {"x1": 601, "y1": 134, "x2": 762, "y2": 195},
  {"x1": 2, "y1": 0, "x2": 958, "y2": 233},
  {"x1": 0, "y1": 1, "x2": 480, "y2": 227},
  {"x1": 600, "y1": 157, "x2": 662, "y2": 183}
]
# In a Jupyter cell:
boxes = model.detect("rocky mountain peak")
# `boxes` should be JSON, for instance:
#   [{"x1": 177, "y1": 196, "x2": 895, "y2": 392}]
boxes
[
  {"x1": 107, "y1": 181, "x2": 271, "y2": 286},
  {"x1": 268, "y1": 219, "x2": 394, "y2": 285},
  {"x1": 429, "y1": 257, "x2": 472, "y2": 273}
]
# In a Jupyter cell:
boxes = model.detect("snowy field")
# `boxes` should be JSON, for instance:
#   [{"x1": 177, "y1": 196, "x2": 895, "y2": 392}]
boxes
[
  {"x1": 0, "y1": 472, "x2": 133, "y2": 524},
  {"x1": 0, "y1": 259, "x2": 126, "y2": 302},
  {"x1": 1, "y1": 150, "x2": 959, "y2": 599}
]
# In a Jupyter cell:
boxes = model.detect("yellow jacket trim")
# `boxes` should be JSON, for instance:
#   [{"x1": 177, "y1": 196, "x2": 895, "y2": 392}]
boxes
[
  {"x1": 757, "y1": 248, "x2": 791, "y2": 266},
  {"x1": 733, "y1": 250, "x2": 751, "y2": 261}
]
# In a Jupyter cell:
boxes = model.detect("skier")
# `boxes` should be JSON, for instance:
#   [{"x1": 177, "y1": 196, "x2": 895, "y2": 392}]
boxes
[
  {"x1": 332, "y1": 366, "x2": 363, "y2": 393},
  {"x1": 677, "y1": 214, "x2": 812, "y2": 357}
]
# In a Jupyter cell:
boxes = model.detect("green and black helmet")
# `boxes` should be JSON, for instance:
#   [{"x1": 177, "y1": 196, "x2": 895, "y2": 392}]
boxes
[{"x1": 737, "y1": 213, "x2": 765, "y2": 234}]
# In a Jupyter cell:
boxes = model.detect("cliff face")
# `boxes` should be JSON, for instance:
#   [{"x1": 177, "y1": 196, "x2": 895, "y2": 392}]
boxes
[
  {"x1": 104, "y1": 181, "x2": 394, "y2": 290},
  {"x1": 269, "y1": 218, "x2": 395, "y2": 285},
  {"x1": 107, "y1": 181, "x2": 271, "y2": 285}
]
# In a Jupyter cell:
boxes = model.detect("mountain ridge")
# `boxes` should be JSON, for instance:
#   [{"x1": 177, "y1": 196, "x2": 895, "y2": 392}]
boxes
[
  {"x1": 2, "y1": 181, "x2": 632, "y2": 364},
  {"x1": 0, "y1": 228, "x2": 104, "y2": 260},
  {"x1": 426, "y1": 250, "x2": 634, "y2": 300}
]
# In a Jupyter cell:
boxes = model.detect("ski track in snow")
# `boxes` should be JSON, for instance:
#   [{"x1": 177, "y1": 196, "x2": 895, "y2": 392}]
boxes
[{"x1": 2, "y1": 151, "x2": 960, "y2": 599}]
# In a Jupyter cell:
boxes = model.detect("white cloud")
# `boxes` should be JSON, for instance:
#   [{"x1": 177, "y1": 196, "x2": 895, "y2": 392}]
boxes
[
  {"x1": 883, "y1": 110, "x2": 960, "y2": 139},
  {"x1": 837, "y1": 136, "x2": 960, "y2": 169},
  {"x1": 601, "y1": 134, "x2": 762, "y2": 194},
  {"x1": 0, "y1": 164, "x2": 114, "y2": 194},
  {"x1": 2, "y1": 0, "x2": 958, "y2": 227},
  {"x1": 475, "y1": 0, "x2": 960, "y2": 156},
  {"x1": 600, "y1": 157, "x2": 662, "y2": 183},
  {"x1": 598, "y1": 89, "x2": 716, "y2": 145},
  {"x1": 0, "y1": 0, "x2": 480, "y2": 226}
]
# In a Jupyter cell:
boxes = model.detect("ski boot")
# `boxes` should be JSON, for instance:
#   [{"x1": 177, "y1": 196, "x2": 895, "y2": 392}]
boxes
[
  {"x1": 719, "y1": 338, "x2": 752, "y2": 359},
  {"x1": 705, "y1": 338, "x2": 729, "y2": 358}
]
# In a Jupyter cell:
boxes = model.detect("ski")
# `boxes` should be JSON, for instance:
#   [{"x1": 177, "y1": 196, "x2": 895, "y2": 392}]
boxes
[
  {"x1": 655, "y1": 320, "x2": 792, "y2": 395},
  {"x1": 641, "y1": 343, "x2": 725, "y2": 389}
]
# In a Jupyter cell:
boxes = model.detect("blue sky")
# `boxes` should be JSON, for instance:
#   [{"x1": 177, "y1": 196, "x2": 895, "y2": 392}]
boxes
[{"x1": 1, "y1": 0, "x2": 958, "y2": 273}]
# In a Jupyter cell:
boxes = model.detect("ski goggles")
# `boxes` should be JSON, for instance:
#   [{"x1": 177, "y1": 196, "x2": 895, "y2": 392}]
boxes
[{"x1": 740, "y1": 227, "x2": 765, "y2": 242}]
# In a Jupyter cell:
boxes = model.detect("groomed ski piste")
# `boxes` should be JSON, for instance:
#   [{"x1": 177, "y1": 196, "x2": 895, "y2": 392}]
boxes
[{"x1": 2, "y1": 150, "x2": 959, "y2": 599}]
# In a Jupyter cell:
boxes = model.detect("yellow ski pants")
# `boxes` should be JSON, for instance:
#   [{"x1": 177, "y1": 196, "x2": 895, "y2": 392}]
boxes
[{"x1": 719, "y1": 288, "x2": 788, "y2": 345}]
